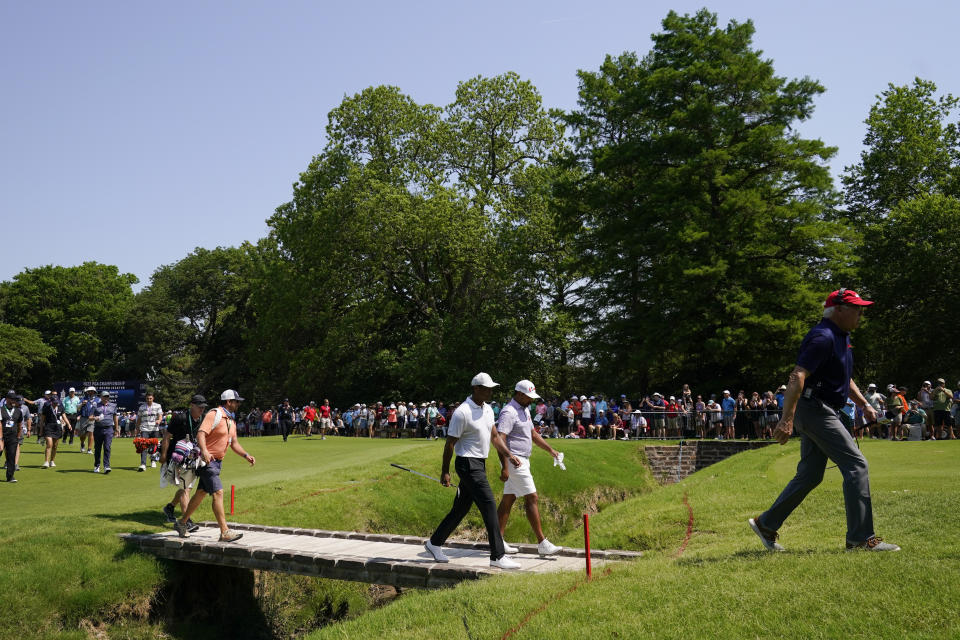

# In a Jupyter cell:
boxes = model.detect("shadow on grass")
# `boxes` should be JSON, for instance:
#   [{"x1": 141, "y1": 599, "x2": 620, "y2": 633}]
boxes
[
  {"x1": 94, "y1": 509, "x2": 166, "y2": 529},
  {"x1": 674, "y1": 548, "x2": 821, "y2": 566}
]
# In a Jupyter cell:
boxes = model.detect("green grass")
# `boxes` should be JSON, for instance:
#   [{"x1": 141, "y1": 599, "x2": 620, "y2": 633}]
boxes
[
  {"x1": 4, "y1": 437, "x2": 958, "y2": 639},
  {"x1": 311, "y1": 439, "x2": 960, "y2": 640},
  {"x1": 0, "y1": 435, "x2": 655, "y2": 639}
]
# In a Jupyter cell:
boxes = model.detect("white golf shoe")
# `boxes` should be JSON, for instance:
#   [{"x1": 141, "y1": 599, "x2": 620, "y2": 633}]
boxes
[
  {"x1": 490, "y1": 556, "x2": 521, "y2": 570},
  {"x1": 537, "y1": 539, "x2": 561, "y2": 556}
]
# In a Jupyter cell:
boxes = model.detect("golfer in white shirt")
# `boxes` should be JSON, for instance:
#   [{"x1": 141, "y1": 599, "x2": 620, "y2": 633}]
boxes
[
  {"x1": 424, "y1": 373, "x2": 523, "y2": 570},
  {"x1": 496, "y1": 380, "x2": 562, "y2": 556}
]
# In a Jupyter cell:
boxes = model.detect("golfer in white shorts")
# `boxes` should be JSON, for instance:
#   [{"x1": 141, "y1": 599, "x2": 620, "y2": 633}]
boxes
[{"x1": 496, "y1": 379, "x2": 562, "y2": 556}]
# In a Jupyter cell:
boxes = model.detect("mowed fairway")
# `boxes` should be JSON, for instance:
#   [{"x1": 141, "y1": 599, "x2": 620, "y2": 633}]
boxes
[{"x1": 2, "y1": 436, "x2": 958, "y2": 639}]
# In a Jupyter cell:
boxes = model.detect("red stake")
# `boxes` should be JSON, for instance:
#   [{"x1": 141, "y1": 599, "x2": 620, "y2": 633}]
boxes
[
  {"x1": 583, "y1": 513, "x2": 592, "y2": 579},
  {"x1": 230, "y1": 484, "x2": 235, "y2": 515}
]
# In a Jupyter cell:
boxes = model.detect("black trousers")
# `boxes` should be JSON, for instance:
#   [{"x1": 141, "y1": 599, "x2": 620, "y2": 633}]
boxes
[
  {"x1": 429, "y1": 456, "x2": 505, "y2": 560},
  {"x1": 3, "y1": 428, "x2": 17, "y2": 481},
  {"x1": 280, "y1": 419, "x2": 292, "y2": 441}
]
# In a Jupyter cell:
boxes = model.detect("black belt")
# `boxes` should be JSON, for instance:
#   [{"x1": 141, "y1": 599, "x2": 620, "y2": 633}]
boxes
[{"x1": 802, "y1": 388, "x2": 843, "y2": 411}]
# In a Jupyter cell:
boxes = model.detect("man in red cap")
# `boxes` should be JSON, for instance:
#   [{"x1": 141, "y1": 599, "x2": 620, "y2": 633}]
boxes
[{"x1": 749, "y1": 288, "x2": 900, "y2": 552}]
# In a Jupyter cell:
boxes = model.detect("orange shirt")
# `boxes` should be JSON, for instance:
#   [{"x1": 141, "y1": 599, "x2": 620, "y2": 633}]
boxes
[{"x1": 198, "y1": 408, "x2": 236, "y2": 460}]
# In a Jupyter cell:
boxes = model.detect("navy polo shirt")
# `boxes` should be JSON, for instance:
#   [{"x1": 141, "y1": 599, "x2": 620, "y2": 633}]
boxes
[{"x1": 796, "y1": 318, "x2": 853, "y2": 409}]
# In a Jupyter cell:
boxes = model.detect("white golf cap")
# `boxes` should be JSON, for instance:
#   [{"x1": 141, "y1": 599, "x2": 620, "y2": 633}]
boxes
[
  {"x1": 470, "y1": 372, "x2": 499, "y2": 388},
  {"x1": 669, "y1": 396, "x2": 676, "y2": 400},
  {"x1": 515, "y1": 380, "x2": 540, "y2": 399},
  {"x1": 220, "y1": 389, "x2": 244, "y2": 402},
  {"x1": 68, "y1": 387, "x2": 75, "y2": 392},
  {"x1": 85, "y1": 386, "x2": 96, "y2": 393},
  {"x1": 579, "y1": 395, "x2": 586, "y2": 401},
  {"x1": 867, "y1": 383, "x2": 877, "y2": 389},
  {"x1": 723, "y1": 390, "x2": 731, "y2": 394},
  {"x1": 923, "y1": 380, "x2": 931, "y2": 385}
]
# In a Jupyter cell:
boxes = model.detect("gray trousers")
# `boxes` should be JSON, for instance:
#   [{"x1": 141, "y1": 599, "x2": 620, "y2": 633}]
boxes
[{"x1": 758, "y1": 396, "x2": 874, "y2": 544}]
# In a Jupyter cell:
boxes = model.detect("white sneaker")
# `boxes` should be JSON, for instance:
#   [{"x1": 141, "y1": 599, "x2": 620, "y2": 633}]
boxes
[
  {"x1": 87, "y1": 450, "x2": 94, "y2": 455},
  {"x1": 424, "y1": 540, "x2": 449, "y2": 563},
  {"x1": 490, "y1": 556, "x2": 521, "y2": 570},
  {"x1": 138, "y1": 464, "x2": 146, "y2": 472},
  {"x1": 94, "y1": 466, "x2": 101, "y2": 473},
  {"x1": 42, "y1": 461, "x2": 50, "y2": 468},
  {"x1": 502, "y1": 542, "x2": 519, "y2": 554},
  {"x1": 79, "y1": 448, "x2": 86, "y2": 454},
  {"x1": 537, "y1": 539, "x2": 561, "y2": 556},
  {"x1": 151, "y1": 461, "x2": 157, "y2": 468},
  {"x1": 50, "y1": 461, "x2": 56, "y2": 468}
]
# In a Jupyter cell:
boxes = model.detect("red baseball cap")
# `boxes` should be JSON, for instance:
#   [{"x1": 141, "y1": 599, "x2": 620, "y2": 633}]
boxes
[{"x1": 824, "y1": 288, "x2": 874, "y2": 308}]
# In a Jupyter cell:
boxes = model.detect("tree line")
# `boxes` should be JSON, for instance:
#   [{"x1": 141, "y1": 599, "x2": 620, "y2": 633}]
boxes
[{"x1": 2, "y1": 9, "x2": 958, "y2": 407}]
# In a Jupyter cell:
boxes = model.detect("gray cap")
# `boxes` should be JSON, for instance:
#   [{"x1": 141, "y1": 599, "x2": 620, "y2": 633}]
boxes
[{"x1": 220, "y1": 389, "x2": 244, "y2": 402}]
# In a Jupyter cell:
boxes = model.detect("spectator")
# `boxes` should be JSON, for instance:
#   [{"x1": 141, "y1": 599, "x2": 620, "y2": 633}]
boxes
[
  {"x1": 41, "y1": 394, "x2": 69, "y2": 468},
  {"x1": 319, "y1": 399, "x2": 332, "y2": 440},
  {"x1": 762, "y1": 391, "x2": 778, "y2": 439},
  {"x1": 707, "y1": 395, "x2": 723, "y2": 438},
  {"x1": 62, "y1": 387, "x2": 80, "y2": 445},
  {"x1": 721, "y1": 390, "x2": 737, "y2": 440},
  {"x1": 303, "y1": 402, "x2": 317, "y2": 437},
  {"x1": 749, "y1": 391, "x2": 763, "y2": 439},
  {"x1": 387, "y1": 403, "x2": 398, "y2": 437},
  {"x1": 694, "y1": 395, "x2": 707, "y2": 439},
  {"x1": 77, "y1": 387, "x2": 97, "y2": 455},
  {"x1": 904, "y1": 400, "x2": 927, "y2": 441},
  {"x1": 278, "y1": 399, "x2": 294, "y2": 442},
  {"x1": 136, "y1": 392, "x2": 163, "y2": 471},
  {"x1": 930, "y1": 378, "x2": 955, "y2": 440},
  {"x1": 863, "y1": 384, "x2": 885, "y2": 439},
  {"x1": 2, "y1": 391, "x2": 26, "y2": 482},
  {"x1": 917, "y1": 381, "x2": 935, "y2": 438},
  {"x1": 92, "y1": 390, "x2": 118, "y2": 474}
]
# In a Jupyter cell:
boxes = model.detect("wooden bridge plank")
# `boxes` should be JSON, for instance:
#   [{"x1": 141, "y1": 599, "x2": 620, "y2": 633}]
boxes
[{"x1": 120, "y1": 523, "x2": 628, "y2": 588}]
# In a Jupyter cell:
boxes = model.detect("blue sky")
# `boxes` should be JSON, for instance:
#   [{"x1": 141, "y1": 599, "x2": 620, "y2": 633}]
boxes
[{"x1": 2, "y1": 1, "x2": 956, "y2": 287}]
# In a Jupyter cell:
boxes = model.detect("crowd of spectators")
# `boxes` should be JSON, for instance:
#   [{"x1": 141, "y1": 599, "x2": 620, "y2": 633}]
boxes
[
  {"x1": 4, "y1": 377, "x2": 957, "y2": 475},
  {"x1": 235, "y1": 377, "x2": 959, "y2": 442}
]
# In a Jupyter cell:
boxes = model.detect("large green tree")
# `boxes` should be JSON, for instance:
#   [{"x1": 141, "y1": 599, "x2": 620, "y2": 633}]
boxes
[
  {"x1": 0, "y1": 262, "x2": 137, "y2": 384},
  {"x1": 855, "y1": 194, "x2": 960, "y2": 382},
  {"x1": 255, "y1": 75, "x2": 568, "y2": 403},
  {"x1": 843, "y1": 79, "x2": 960, "y2": 382},
  {"x1": 0, "y1": 323, "x2": 55, "y2": 393},
  {"x1": 843, "y1": 78, "x2": 960, "y2": 222},
  {"x1": 120, "y1": 246, "x2": 260, "y2": 406},
  {"x1": 563, "y1": 9, "x2": 852, "y2": 393}
]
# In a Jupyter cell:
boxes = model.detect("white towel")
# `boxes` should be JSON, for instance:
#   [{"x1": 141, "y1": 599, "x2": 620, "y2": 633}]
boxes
[{"x1": 553, "y1": 451, "x2": 566, "y2": 471}]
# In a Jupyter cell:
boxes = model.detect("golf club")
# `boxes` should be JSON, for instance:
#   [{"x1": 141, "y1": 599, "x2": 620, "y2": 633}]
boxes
[{"x1": 390, "y1": 462, "x2": 459, "y2": 490}]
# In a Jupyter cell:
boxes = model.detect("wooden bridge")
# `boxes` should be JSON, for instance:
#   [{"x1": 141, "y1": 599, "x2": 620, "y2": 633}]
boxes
[{"x1": 121, "y1": 522, "x2": 642, "y2": 589}]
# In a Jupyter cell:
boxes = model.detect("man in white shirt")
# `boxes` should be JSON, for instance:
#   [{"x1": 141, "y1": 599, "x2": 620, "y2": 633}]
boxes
[
  {"x1": 496, "y1": 380, "x2": 562, "y2": 556},
  {"x1": 424, "y1": 373, "x2": 523, "y2": 570},
  {"x1": 136, "y1": 393, "x2": 163, "y2": 471}
]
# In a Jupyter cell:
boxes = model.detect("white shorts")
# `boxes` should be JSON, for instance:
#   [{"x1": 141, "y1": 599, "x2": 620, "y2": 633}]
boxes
[{"x1": 502, "y1": 456, "x2": 537, "y2": 497}]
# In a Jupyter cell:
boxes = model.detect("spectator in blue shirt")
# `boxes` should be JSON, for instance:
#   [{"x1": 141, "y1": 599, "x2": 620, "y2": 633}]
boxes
[{"x1": 721, "y1": 390, "x2": 737, "y2": 440}]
